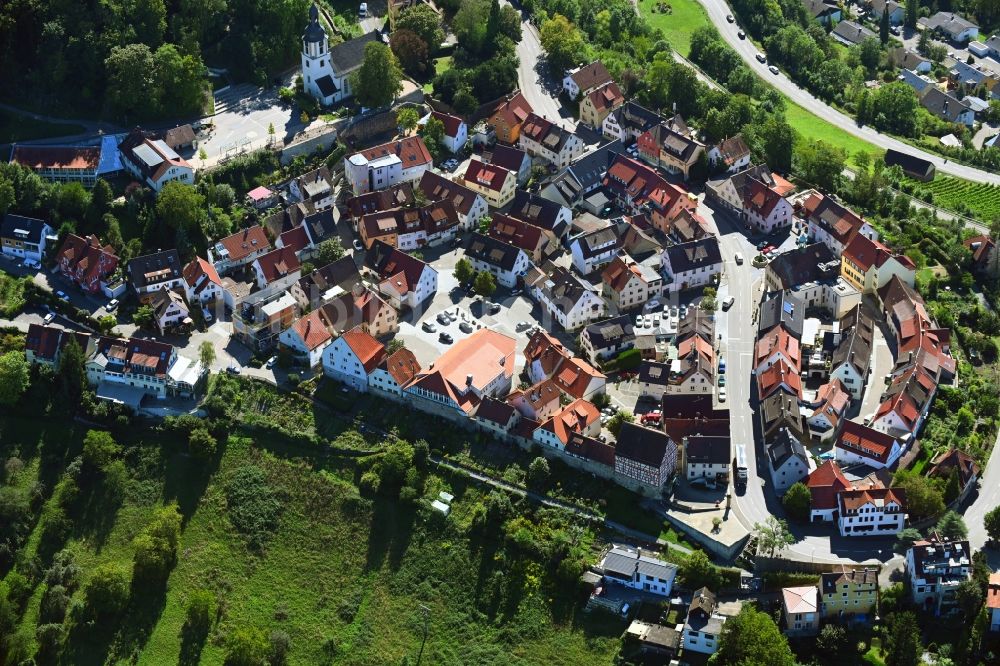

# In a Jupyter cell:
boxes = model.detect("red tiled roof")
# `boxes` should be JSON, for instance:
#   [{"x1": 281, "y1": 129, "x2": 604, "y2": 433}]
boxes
[
  {"x1": 585, "y1": 81, "x2": 624, "y2": 113},
  {"x1": 807, "y1": 460, "x2": 851, "y2": 511},
  {"x1": 487, "y1": 90, "x2": 533, "y2": 127},
  {"x1": 430, "y1": 110, "x2": 464, "y2": 139},
  {"x1": 292, "y1": 309, "x2": 333, "y2": 351},
  {"x1": 538, "y1": 398, "x2": 599, "y2": 445},
  {"x1": 219, "y1": 226, "x2": 271, "y2": 262},
  {"x1": 487, "y1": 213, "x2": 545, "y2": 254},
  {"x1": 279, "y1": 226, "x2": 311, "y2": 254},
  {"x1": 843, "y1": 233, "x2": 909, "y2": 272},
  {"x1": 552, "y1": 356, "x2": 606, "y2": 399},
  {"x1": 838, "y1": 487, "x2": 905, "y2": 514},
  {"x1": 987, "y1": 573, "x2": 1000, "y2": 610},
  {"x1": 757, "y1": 358, "x2": 801, "y2": 399},
  {"x1": 255, "y1": 246, "x2": 301, "y2": 283},
  {"x1": 755, "y1": 327, "x2": 800, "y2": 370},
  {"x1": 836, "y1": 421, "x2": 898, "y2": 465},
  {"x1": 382, "y1": 347, "x2": 420, "y2": 385},
  {"x1": 12, "y1": 145, "x2": 101, "y2": 171},
  {"x1": 55, "y1": 234, "x2": 119, "y2": 286},
  {"x1": 182, "y1": 257, "x2": 222, "y2": 293},
  {"x1": 928, "y1": 448, "x2": 981, "y2": 489},
  {"x1": 357, "y1": 136, "x2": 433, "y2": 170},
  {"x1": 464, "y1": 159, "x2": 512, "y2": 193},
  {"x1": 744, "y1": 177, "x2": 786, "y2": 218},
  {"x1": 340, "y1": 326, "x2": 387, "y2": 372},
  {"x1": 570, "y1": 61, "x2": 613, "y2": 92}
]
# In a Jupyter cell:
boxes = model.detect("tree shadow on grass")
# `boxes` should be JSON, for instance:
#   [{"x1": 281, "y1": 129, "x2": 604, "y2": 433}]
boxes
[
  {"x1": 106, "y1": 577, "x2": 169, "y2": 663},
  {"x1": 364, "y1": 496, "x2": 416, "y2": 572},
  {"x1": 69, "y1": 473, "x2": 124, "y2": 554},
  {"x1": 63, "y1": 614, "x2": 119, "y2": 666},
  {"x1": 160, "y1": 447, "x2": 219, "y2": 524},
  {"x1": 178, "y1": 620, "x2": 210, "y2": 666}
]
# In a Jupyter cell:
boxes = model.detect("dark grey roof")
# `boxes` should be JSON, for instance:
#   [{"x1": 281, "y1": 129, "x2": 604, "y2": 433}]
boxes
[
  {"x1": 889, "y1": 48, "x2": 930, "y2": 70},
  {"x1": 539, "y1": 266, "x2": 594, "y2": 308},
  {"x1": 637, "y1": 360, "x2": 671, "y2": 386},
  {"x1": 803, "y1": 0, "x2": 840, "y2": 18},
  {"x1": 574, "y1": 226, "x2": 619, "y2": 260},
  {"x1": 758, "y1": 291, "x2": 804, "y2": 338},
  {"x1": 833, "y1": 305, "x2": 874, "y2": 375},
  {"x1": 303, "y1": 4, "x2": 326, "y2": 43},
  {"x1": 299, "y1": 256, "x2": 360, "y2": 304},
  {"x1": 616, "y1": 421, "x2": 673, "y2": 467},
  {"x1": 489, "y1": 144, "x2": 529, "y2": 173},
  {"x1": 541, "y1": 140, "x2": 624, "y2": 206},
  {"x1": 601, "y1": 545, "x2": 677, "y2": 580},
  {"x1": 686, "y1": 435, "x2": 731, "y2": 465},
  {"x1": 329, "y1": 30, "x2": 382, "y2": 74},
  {"x1": 766, "y1": 243, "x2": 838, "y2": 289},
  {"x1": 677, "y1": 306, "x2": 715, "y2": 344},
  {"x1": 648, "y1": 122, "x2": 701, "y2": 163},
  {"x1": 508, "y1": 191, "x2": 569, "y2": 237},
  {"x1": 127, "y1": 250, "x2": 182, "y2": 290},
  {"x1": 475, "y1": 396, "x2": 517, "y2": 425},
  {"x1": 302, "y1": 207, "x2": 336, "y2": 242},
  {"x1": 610, "y1": 102, "x2": 662, "y2": 135},
  {"x1": 761, "y1": 392, "x2": 805, "y2": 439},
  {"x1": 419, "y1": 171, "x2": 480, "y2": 216},
  {"x1": 920, "y1": 87, "x2": 972, "y2": 122},
  {"x1": 584, "y1": 315, "x2": 635, "y2": 349},
  {"x1": 767, "y1": 429, "x2": 807, "y2": 469},
  {"x1": 465, "y1": 231, "x2": 524, "y2": 271},
  {"x1": 664, "y1": 237, "x2": 722, "y2": 274},
  {"x1": 315, "y1": 75, "x2": 338, "y2": 97},
  {"x1": 1, "y1": 214, "x2": 49, "y2": 244},
  {"x1": 832, "y1": 20, "x2": 877, "y2": 44}
]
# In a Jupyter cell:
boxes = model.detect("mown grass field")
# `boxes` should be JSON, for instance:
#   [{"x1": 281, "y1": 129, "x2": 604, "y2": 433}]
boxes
[
  {"x1": 1, "y1": 409, "x2": 624, "y2": 665},
  {"x1": 783, "y1": 101, "x2": 880, "y2": 166},
  {"x1": 0, "y1": 110, "x2": 85, "y2": 143},
  {"x1": 639, "y1": 0, "x2": 712, "y2": 58}
]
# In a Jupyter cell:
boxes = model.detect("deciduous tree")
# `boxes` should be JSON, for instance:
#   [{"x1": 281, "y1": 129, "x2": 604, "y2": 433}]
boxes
[
  {"x1": 678, "y1": 549, "x2": 722, "y2": 590},
  {"x1": 199, "y1": 341, "x2": 216, "y2": 370},
  {"x1": 316, "y1": 238, "x2": 346, "y2": 265},
  {"x1": 396, "y1": 4, "x2": 444, "y2": 51},
  {"x1": 984, "y1": 505, "x2": 1000, "y2": 542},
  {"x1": 883, "y1": 611, "x2": 921, "y2": 666},
  {"x1": 82, "y1": 430, "x2": 121, "y2": 472},
  {"x1": 935, "y1": 510, "x2": 968, "y2": 540},
  {"x1": 0, "y1": 351, "x2": 29, "y2": 406},
  {"x1": 350, "y1": 42, "x2": 403, "y2": 109},
  {"x1": 390, "y1": 29, "x2": 429, "y2": 76},
  {"x1": 527, "y1": 456, "x2": 550, "y2": 489},
  {"x1": 892, "y1": 469, "x2": 945, "y2": 521},
  {"x1": 711, "y1": 605, "x2": 795, "y2": 666},
  {"x1": 781, "y1": 482, "x2": 811, "y2": 522},
  {"x1": 455, "y1": 258, "x2": 475, "y2": 283},
  {"x1": 606, "y1": 410, "x2": 634, "y2": 437},
  {"x1": 753, "y1": 516, "x2": 796, "y2": 557},
  {"x1": 83, "y1": 563, "x2": 130, "y2": 618},
  {"x1": 540, "y1": 14, "x2": 587, "y2": 74},
  {"x1": 474, "y1": 270, "x2": 496, "y2": 296}
]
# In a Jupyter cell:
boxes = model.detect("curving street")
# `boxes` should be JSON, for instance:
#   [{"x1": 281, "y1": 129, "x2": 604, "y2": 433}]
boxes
[{"x1": 693, "y1": 0, "x2": 1000, "y2": 185}]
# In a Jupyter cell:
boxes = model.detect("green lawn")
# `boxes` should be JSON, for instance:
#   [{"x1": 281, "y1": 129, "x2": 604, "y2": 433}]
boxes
[
  {"x1": 784, "y1": 101, "x2": 880, "y2": 166},
  {"x1": 423, "y1": 57, "x2": 453, "y2": 93},
  {"x1": 0, "y1": 109, "x2": 85, "y2": 143},
  {"x1": 639, "y1": 0, "x2": 712, "y2": 57}
]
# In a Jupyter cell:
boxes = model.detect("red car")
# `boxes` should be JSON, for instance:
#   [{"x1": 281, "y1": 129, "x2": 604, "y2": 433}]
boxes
[
  {"x1": 641, "y1": 410, "x2": 662, "y2": 424},
  {"x1": 762, "y1": 244, "x2": 776, "y2": 254}
]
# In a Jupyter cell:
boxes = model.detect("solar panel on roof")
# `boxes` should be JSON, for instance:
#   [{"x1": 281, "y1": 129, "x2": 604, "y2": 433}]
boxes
[
  {"x1": 783, "y1": 302, "x2": 794, "y2": 314},
  {"x1": 151, "y1": 140, "x2": 180, "y2": 161},
  {"x1": 132, "y1": 143, "x2": 163, "y2": 168}
]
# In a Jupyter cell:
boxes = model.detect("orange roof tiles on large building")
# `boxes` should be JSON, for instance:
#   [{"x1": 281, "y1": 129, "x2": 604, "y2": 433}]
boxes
[
  {"x1": 756, "y1": 358, "x2": 801, "y2": 399},
  {"x1": 755, "y1": 327, "x2": 800, "y2": 370},
  {"x1": 807, "y1": 460, "x2": 851, "y2": 511},
  {"x1": 381, "y1": 347, "x2": 421, "y2": 386},
  {"x1": 538, "y1": 399, "x2": 600, "y2": 445},
  {"x1": 218, "y1": 226, "x2": 271, "y2": 262},
  {"x1": 552, "y1": 356, "x2": 606, "y2": 399},
  {"x1": 836, "y1": 420, "x2": 899, "y2": 466},
  {"x1": 339, "y1": 326, "x2": 387, "y2": 372},
  {"x1": 356, "y1": 136, "x2": 433, "y2": 170}
]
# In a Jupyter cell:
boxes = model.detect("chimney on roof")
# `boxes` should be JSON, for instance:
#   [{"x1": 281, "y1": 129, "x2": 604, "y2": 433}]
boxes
[{"x1": 466, "y1": 373, "x2": 474, "y2": 386}]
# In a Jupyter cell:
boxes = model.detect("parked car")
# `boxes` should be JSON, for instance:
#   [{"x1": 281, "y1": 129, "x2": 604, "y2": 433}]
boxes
[
  {"x1": 227, "y1": 365, "x2": 241, "y2": 374},
  {"x1": 359, "y1": 2, "x2": 367, "y2": 17},
  {"x1": 718, "y1": 375, "x2": 726, "y2": 387},
  {"x1": 266, "y1": 356, "x2": 277, "y2": 368},
  {"x1": 459, "y1": 321, "x2": 473, "y2": 333},
  {"x1": 487, "y1": 302, "x2": 501, "y2": 314},
  {"x1": 722, "y1": 296, "x2": 735, "y2": 311},
  {"x1": 734, "y1": 252, "x2": 744, "y2": 265},
  {"x1": 439, "y1": 331, "x2": 454, "y2": 344},
  {"x1": 641, "y1": 410, "x2": 662, "y2": 424},
  {"x1": 55, "y1": 290, "x2": 69, "y2": 302},
  {"x1": 515, "y1": 321, "x2": 532, "y2": 331},
  {"x1": 719, "y1": 386, "x2": 727, "y2": 402},
  {"x1": 690, "y1": 476, "x2": 717, "y2": 490},
  {"x1": 644, "y1": 299, "x2": 661, "y2": 311},
  {"x1": 106, "y1": 298, "x2": 119, "y2": 311},
  {"x1": 436, "y1": 312, "x2": 451, "y2": 325},
  {"x1": 422, "y1": 321, "x2": 437, "y2": 333},
  {"x1": 762, "y1": 244, "x2": 776, "y2": 254},
  {"x1": 43, "y1": 312, "x2": 56, "y2": 324},
  {"x1": 353, "y1": 239, "x2": 364, "y2": 251}
]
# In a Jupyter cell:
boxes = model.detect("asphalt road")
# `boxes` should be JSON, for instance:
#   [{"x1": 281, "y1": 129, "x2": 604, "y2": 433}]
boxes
[
  {"x1": 695, "y1": 0, "x2": 1000, "y2": 185},
  {"x1": 511, "y1": 4, "x2": 577, "y2": 131}
]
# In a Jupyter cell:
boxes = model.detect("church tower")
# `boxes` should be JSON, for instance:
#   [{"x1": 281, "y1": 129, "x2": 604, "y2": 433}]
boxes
[{"x1": 301, "y1": 4, "x2": 330, "y2": 102}]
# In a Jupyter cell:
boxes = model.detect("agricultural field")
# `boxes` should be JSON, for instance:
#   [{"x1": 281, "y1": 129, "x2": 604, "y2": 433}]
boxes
[{"x1": 902, "y1": 176, "x2": 1000, "y2": 222}]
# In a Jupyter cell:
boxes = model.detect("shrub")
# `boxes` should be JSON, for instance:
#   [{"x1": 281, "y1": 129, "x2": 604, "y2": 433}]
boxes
[
  {"x1": 189, "y1": 427, "x2": 218, "y2": 460},
  {"x1": 185, "y1": 589, "x2": 216, "y2": 635},
  {"x1": 83, "y1": 563, "x2": 131, "y2": 618},
  {"x1": 225, "y1": 627, "x2": 269, "y2": 666},
  {"x1": 225, "y1": 465, "x2": 283, "y2": 551}
]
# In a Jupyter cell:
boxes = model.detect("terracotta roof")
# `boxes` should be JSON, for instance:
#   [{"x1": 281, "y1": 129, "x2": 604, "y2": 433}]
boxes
[
  {"x1": 552, "y1": 356, "x2": 606, "y2": 399},
  {"x1": 964, "y1": 234, "x2": 996, "y2": 267},
  {"x1": 804, "y1": 193, "x2": 867, "y2": 246},
  {"x1": 417, "y1": 171, "x2": 479, "y2": 216},
  {"x1": 508, "y1": 378, "x2": 561, "y2": 413},
  {"x1": 346, "y1": 182, "x2": 416, "y2": 218},
  {"x1": 218, "y1": 226, "x2": 271, "y2": 262},
  {"x1": 182, "y1": 256, "x2": 222, "y2": 292},
  {"x1": 92, "y1": 335, "x2": 174, "y2": 377},
  {"x1": 809, "y1": 379, "x2": 850, "y2": 427},
  {"x1": 379, "y1": 347, "x2": 420, "y2": 385},
  {"x1": 836, "y1": 421, "x2": 898, "y2": 465},
  {"x1": 838, "y1": 487, "x2": 906, "y2": 515},
  {"x1": 807, "y1": 460, "x2": 851, "y2": 511},
  {"x1": 524, "y1": 328, "x2": 565, "y2": 363},
  {"x1": 843, "y1": 233, "x2": 913, "y2": 272},
  {"x1": 355, "y1": 136, "x2": 433, "y2": 170},
  {"x1": 875, "y1": 364, "x2": 936, "y2": 431},
  {"x1": 55, "y1": 234, "x2": 118, "y2": 286},
  {"x1": 340, "y1": 326, "x2": 387, "y2": 372},
  {"x1": 757, "y1": 358, "x2": 801, "y2": 399},
  {"x1": 368, "y1": 242, "x2": 432, "y2": 295},
  {"x1": 486, "y1": 90, "x2": 533, "y2": 128},
  {"x1": 291, "y1": 309, "x2": 334, "y2": 351},
  {"x1": 755, "y1": 327, "x2": 800, "y2": 370},
  {"x1": 431, "y1": 328, "x2": 517, "y2": 390},
  {"x1": 538, "y1": 398, "x2": 599, "y2": 445},
  {"x1": 279, "y1": 225, "x2": 312, "y2": 254},
  {"x1": 987, "y1": 573, "x2": 1000, "y2": 610},
  {"x1": 487, "y1": 213, "x2": 545, "y2": 254},
  {"x1": 430, "y1": 110, "x2": 464, "y2": 139},
  {"x1": 255, "y1": 246, "x2": 301, "y2": 283},
  {"x1": 744, "y1": 177, "x2": 786, "y2": 218},
  {"x1": 603, "y1": 154, "x2": 688, "y2": 215},
  {"x1": 11, "y1": 145, "x2": 101, "y2": 171}
]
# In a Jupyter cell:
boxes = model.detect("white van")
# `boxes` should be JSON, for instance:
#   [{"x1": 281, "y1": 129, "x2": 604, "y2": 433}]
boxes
[
  {"x1": 359, "y1": 2, "x2": 368, "y2": 17},
  {"x1": 734, "y1": 252, "x2": 744, "y2": 265}
]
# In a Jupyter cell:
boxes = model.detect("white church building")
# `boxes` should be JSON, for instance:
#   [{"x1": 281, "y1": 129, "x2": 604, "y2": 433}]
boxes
[{"x1": 301, "y1": 4, "x2": 383, "y2": 106}]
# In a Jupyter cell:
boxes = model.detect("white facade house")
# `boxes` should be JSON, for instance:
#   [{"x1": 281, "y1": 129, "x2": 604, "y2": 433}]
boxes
[
  {"x1": 744, "y1": 178, "x2": 793, "y2": 233},
  {"x1": 767, "y1": 430, "x2": 810, "y2": 494},
  {"x1": 343, "y1": 136, "x2": 433, "y2": 195},
  {"x1": 0, "y1": 214, "x2": 53, "y2": 262},
  {"x1": 660, "y1": 237, "x2": 723, "y2": 293},
  {"x1": 906, "y1": 537, "x2": 972, "y2": 615},
  {"x1": 562, "y1": 61, "x2": 613, "y2": 100},
  {"x1": 570, "y1": 226, "x2": 619, "y2": 275},
  {"x1": 683, "y1": 589, "x2": 727, "y2": 655},
  {"x1": 837, "y1": 488, "x2": 907, "y2": 537},
  {"x1": 518, "y1": 113, "x2": 586, "y2": 169},
  {"x1": 370, "y1": 244, "x2": 439, "y2": 309},
  {"x1": 422, "y1": 111, "x2": 468, "y2": 154},
  {"x1": 835, "y1": 421, "x2": 903, "y2": 469},
  {"x1": 599, "y1": 545, "x2": 677, "y2": 597},
  {"x1": 119, "y1": 131, "x2": 194, "y2": 194},
  {"x1": 465, "y1": 232, "x2": 532, "y2": 288},
  {"x1": 321, "y1": 327, "x2": 386, "y2": 392},
  {"x1": 530, "y1": 267, "x2": 606, "y2": 331}
]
